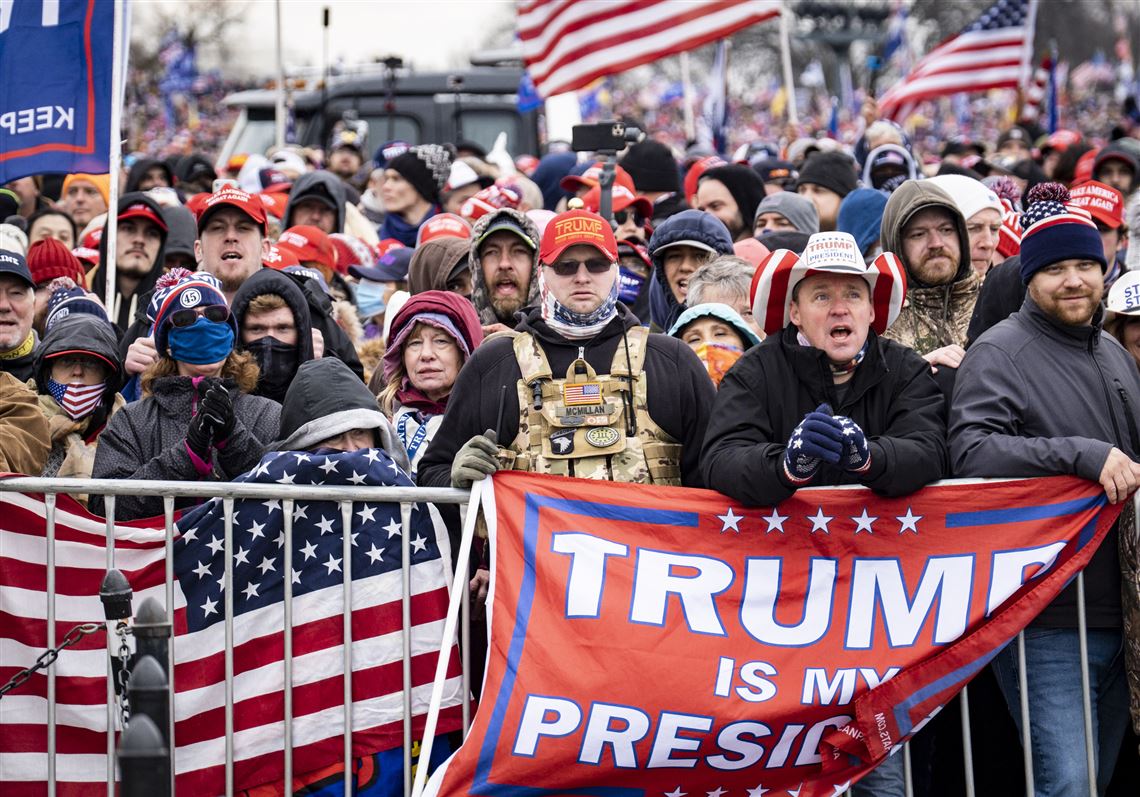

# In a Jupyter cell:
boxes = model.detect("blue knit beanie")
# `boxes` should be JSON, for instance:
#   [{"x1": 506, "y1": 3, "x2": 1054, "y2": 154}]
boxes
[{"x1": 1019, "y1": 182, "x2": 1106, "y2": 284}]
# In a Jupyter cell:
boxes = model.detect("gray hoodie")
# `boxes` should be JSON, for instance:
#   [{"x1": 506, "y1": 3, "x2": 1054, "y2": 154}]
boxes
[{"x1": 283, "y1": 172, "x2": 347, "y2": 233}]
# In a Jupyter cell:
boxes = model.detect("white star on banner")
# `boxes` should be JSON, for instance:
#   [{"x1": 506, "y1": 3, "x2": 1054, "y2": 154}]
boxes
[
  {"x1": 206, "y1": 535, "x2": 224, "y2": 556},
  {"x1": 411, "y1": 534, "x2": 428, "y2": 554},
  {"x1": 314, "y1": 516, "x2": 336, "y2": 535},
  {"x1": 746, "y1": 786, "x2": 769, "y2": 797},
  {"x1": 348, "y1": 470, "x2": 367, "y2": 485},
  {"x1": 201, "y1": 596, "x2": 218, "y2": 617},
  {"x1": 276, "y1": 471, "x2": 296, "y2": 485},
  {"x1": 364, "y1": 449, "x2": 382, "y2": 464},
  {"x1": 318, "y1": 457, "x2": 339, "y2": 474},
  {"x1": 291, "y1": 568, "x2": 302, "y2": 585},
  {"x1": 897, "y1": 506, "x2": 923, "y2": 534},
  {"x1": 234, "y1": 546, "x2": 249, "y2": 566},
  {"x1": 664, "y1": 788, "x2": 686, "y2": 797},
  {"x1": 257, "y1": 556, "x2": 276, "y2": 574},
  {"x1": 252, "y1": 459, "x2": 271, "y2": 478},
  {"x1": 292, "y1": 452, "x2": 311, "y2": 464},
  {"x1": 300, "y1": 540, "x2": 318, "y2": 561},
  {"x1": 357, "y1": 505, "x2": 377, "y2": 523},
  {"x1": 292, "y1": 503, "x2": 309, "y2": 521},
  {"x1": 323, "y1": 554, "x2": 343, "y2": 574},
  {"x1": 274, "y1": 530, "x2": 286, "y2": 549},
  {"x1": 762, "y1": 508, "x2": 788, "y2": 534},
  {"x1": 387, "y1": 460, "x2": 401, "y2": 476},
  {"x1": 384, "y1": 518, "x2": 403, "y2": 538},
  {"x1": 193, "y1": 560, "x2": 211, "y2": 578},
  {"x1": 788, "y1": 784, "x2": 804, "y2": 797},
  {"x1": 247, "y1": 519, "x2": 266, "y2": 540},
  {"x1": 707, "y1": 788, "x2": 727, "y2": 797},
  {"x1": 808, "y1": 507, "x2": 833, "y2": 534},
  {"x1": 242, "y1": 581, "x2": 259, "y2": 600},
  {"x1": 717, "y1": 507, "x2": 743, "y2": 533},
  {"x1": 366, "y1": 544, "x2": 384, "y2": 564},
  {"x1": 852, "y1": 508, "x2": 877, "y2": 534},
  {"x1": 180, "y1": 527, "x2": 197, "y2": 543},
  {"x1": 831, "y1": 783, "x2": 851, "y2": 796},
  {"x1": 262, "y1": 499, "x2": 280, "y2": 514}
]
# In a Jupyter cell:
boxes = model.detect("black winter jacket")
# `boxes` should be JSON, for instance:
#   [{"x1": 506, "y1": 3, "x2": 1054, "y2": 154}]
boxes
[
  {"x1": 417, "y1": 305, "x2": 716, "y2": 489},
  {"x1": 90, "y1": 376, "x2": 280, "y2": 519},
  {"x1": 702, "y1": 324, "x2": 948, "y2": 506}
]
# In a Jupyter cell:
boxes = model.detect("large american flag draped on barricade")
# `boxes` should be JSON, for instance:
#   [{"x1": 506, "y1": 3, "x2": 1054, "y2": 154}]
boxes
[
  {"x1": 517, "y1": 0, "x2": 783, "y2": 99},
  {"x1": 878, "y1": 0, "x2": 1037, "y2": 122},
  {"x1": 425, "y1": 472, "x2": 1120, "y2": 796},
  {"x1": 0, "y1": 0, "x2": 118, "y2": 183},
  {"x1": 0, "y1": 448, "x2": 465, "y2": 795}
]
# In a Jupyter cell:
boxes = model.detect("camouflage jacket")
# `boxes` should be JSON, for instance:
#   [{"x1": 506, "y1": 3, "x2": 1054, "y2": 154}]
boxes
[{"x1": 881, "y1": 271, "x2": 980, "y2": 356}]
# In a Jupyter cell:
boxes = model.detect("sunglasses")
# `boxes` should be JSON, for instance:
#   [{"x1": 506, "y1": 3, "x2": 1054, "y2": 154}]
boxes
[
  {"x1": 613, "y1": 209, "x2": 647, "y2": 227},
  {"x1": 547, "y1": 258, "x2": 613, "y2": 277},
  {"x1": 169, "y1": 305, "x2": 230, "y2": 328}
]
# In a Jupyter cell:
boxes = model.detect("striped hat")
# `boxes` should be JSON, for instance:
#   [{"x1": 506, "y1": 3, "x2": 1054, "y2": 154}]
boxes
[
  {"x1": 1019, "y1": 182, "x2": 1105, "y2": 284},
  {"x1": 150, "y1": 270, "x2": 234, "y2": 356},
  {"x1": 750, "y1": 231, "x2": 906, "y2": 336}
]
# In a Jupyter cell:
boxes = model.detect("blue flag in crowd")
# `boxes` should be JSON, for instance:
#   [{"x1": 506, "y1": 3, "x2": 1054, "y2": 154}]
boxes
[{"x1": 0, "y1": 0, "x2": 119, "y2": 182}]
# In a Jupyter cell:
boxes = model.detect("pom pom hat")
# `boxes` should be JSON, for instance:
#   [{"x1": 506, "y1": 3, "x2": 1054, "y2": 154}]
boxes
[
  {"x1": 751, "y1": 231, "x2": 906, "y2": 336},
  {"x1": 1019, "y1": 182, "x2": 1106, "y2": 284}
]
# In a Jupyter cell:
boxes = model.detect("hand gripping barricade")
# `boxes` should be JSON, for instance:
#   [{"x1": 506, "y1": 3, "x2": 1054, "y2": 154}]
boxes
[{"x1": 496, "y1": 326, "x2": 682, "y2": 485}]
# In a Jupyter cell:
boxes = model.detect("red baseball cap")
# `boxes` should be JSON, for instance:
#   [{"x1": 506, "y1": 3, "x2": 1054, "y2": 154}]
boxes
[
  {"x1": 195, "y1": 187, "x2": 268, "y2": 233},
  {"x1": 119, "y1": 202, "x2": 168, "y2": 232},
  {"x1": 684, "y1": 155, "x2": 727, "y2": 204},
  {"x1": 416, "y1": 212, "x2": 472, "y2": 246},
  {"x1": 1069, "y1": 180, "x2": 1124, "y2": 229},
  {"x1": 560, "y1": 162, "x2": 635, "y2": 194},
  {"x1": 581, "y1": 183, "x2": 653, "y2": 219},
  {"x1": 262, "y1": 243, "x2": 301, "y2": 270},
  {"x1": 539, "y1": 209, "x2": 618, "y2": 263},
  {"x1": 276, "y1": 225, "x2": 337, "y2": 271}
]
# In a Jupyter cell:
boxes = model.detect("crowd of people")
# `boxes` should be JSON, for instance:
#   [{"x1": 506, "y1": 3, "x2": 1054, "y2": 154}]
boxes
[{"x1": 2, "y1": 103, "x2": 1140, "y2": 795}]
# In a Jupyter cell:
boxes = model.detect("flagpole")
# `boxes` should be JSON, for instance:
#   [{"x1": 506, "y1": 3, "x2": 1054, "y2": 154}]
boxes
[
  {"x1": 680, "y1": 51, "x2": 696, "y2": 143},
  {"x1": 104, "y1": 0, "x2": 125, "y2": 316},
  {"x1": 275, "y1": 0, "x2": 286, "y2": 149},
  {"x1": 779, "y1": 5, "x2": 798, "y2": 125}
]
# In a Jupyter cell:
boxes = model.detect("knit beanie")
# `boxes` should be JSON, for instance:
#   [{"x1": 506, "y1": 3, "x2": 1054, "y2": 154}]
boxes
[
  {"x1": 386, "y1": 144, "x2": 453, "y2": 205},
  {"x1": 796, "y1": 151, "x2": 858, "y2": 198},
  {"x1": 61, "y1": 173, "x2": 111, "y2": 207},
  {"x1": 755, "y1": 192, "x2": 820, "y2": 235},
  {"x1": 1019, "y1": 183, "x2": 1106, "y2": 284},
  {"x1": 27, "y1": 238, "x2": 86, "y2": 286},
  {"x1": 836, "y1": 188, "x2": 888, "y2": 257},
  {"x1": 699, "y1": 164, "x2": 767, "y2": 229},
  {"x1": 150, "y1": 270, "x2": 235, "y2": 356},
  {"x1": 0, "y1": 224, "x2": 27, "y2": 255},
  {"x1": 43, "y1": 278, "x2": 108, "y2": 332},
  {"x1": 619, "y1": 140, "x2": 680, "y2": 193}
]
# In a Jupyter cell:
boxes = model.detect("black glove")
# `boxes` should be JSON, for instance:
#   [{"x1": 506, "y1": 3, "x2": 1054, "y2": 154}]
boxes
[
  {"x1": 186, "y1": 410, "x2": 214, "y2": 461},
  {"x1": 198, "y1": 384, "x2": 235, "y2": 442}
]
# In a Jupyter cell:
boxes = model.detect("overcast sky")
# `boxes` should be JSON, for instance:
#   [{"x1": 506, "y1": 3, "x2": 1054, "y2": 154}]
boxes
[{"x1": 134, "y1": 1, "x2": 517, "y2": 76}]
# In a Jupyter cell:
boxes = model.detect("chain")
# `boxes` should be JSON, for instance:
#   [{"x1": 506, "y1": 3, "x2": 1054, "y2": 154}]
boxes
[
  {"x1": 115, "y1": 621, "x2": 132, "y2": 728},
  {"x1": 0, "y1": 623, "x2": 104, "y2": 699}
]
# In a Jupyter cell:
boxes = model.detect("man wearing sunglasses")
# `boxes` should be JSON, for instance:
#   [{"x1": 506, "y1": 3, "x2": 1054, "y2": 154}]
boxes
[{"x1": 419, "y1": 205, "x2": 714, "y2": 494}]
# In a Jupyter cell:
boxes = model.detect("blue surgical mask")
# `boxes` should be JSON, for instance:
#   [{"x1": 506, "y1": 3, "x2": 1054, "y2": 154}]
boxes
[
  {"x1": 355, "y1": 279, "x2": 388, "y2": 319},
  {"x1": 168, "y1": 317, "x2": 235, "y2": 365}
]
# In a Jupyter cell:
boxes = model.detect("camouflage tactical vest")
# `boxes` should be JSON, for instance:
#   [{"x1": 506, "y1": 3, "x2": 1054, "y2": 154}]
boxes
[{"x1": 497, "y1": 327, "x2": 682, "y2": 485}]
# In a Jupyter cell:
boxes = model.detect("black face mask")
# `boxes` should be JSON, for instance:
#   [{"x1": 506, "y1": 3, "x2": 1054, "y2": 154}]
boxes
[{"x1": 244, "y1": 336, "x2": 298, "y2": 403}]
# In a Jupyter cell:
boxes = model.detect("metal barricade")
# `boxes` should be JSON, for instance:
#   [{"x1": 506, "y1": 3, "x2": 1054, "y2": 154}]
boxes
[
  {"x1": 3, "y1": 478, "x2": 1134, "y2": 796},
  {"x1": 0, "y1": 476, "x2": 471, "y2": 797}
]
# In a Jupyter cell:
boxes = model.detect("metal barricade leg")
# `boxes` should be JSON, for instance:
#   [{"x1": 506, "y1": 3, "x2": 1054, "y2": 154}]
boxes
[
  {"x1": 401, "y1": 502, "x2": 413, "y2": 797},
  {"x1": 104, "y1": 495, "x2": 116, "y2": 797},
  {"x1": 45, "y1": 494, "x2": 57, "y2": 797},
  {"x1": 163, "y1": 496, "x2": 176, "y2": 793},
  {"x1": 283, "y1": 499, "x2": 295, "y2": 794},
  {"x1": 903, "y1": 743, "x2": 913, "y2": 797},
  {"x1": 223, "y1": 498, "x2": 235, "y2": 797},
  {"x1": 1076, "y1": 572, "x2": 1097, "y2": 797},
  {"x1": 1016, "y1": 632, "x2": 1034, "y2": 796},
  {"x1": 340, "y1": 500, "x2": 354, "y2": 794},
  {"x1": 959, "y1": 684, "x2": 976, "y2": 797}
]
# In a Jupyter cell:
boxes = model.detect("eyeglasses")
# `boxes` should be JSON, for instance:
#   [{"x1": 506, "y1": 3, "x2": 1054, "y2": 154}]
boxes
[
  {"x1": 547, "y1": 258, "x2": 614, "y2": 277},
  {"x1": 52, "y1": 356, "x2": 106, "y2": 374},
  {"x1": 169, "y1": 305, "x2": 230, "y2": 328},
  {"x1": 613, "y1": 209, "x2": 647, "y2": 227}
]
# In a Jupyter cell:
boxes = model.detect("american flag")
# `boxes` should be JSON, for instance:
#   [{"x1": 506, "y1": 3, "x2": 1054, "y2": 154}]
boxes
[
  {"x1": 0, "y1": 448, "x2": 465, "y2": 794},
  {"x1": 562, "y1": 383, "x2": 602, "y2": 406},
  {"x1": 46, "y1": 381, "x2": 105, "y2": 420},
  {"x1": 878, "y1": 0, "x2": 1038, "y2": 122},
  {"x1": 517, "y1": 0, "x2": 782, "y2": 99}
]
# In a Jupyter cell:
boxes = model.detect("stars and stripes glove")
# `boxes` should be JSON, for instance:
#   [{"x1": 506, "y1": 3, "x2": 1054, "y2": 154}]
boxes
[
  {"x1": 834, "y1": 415, "x2": 872, "y2": 473},
  {"x1": 783, "y1": 404, "x2": 845, "y2": 484}
]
